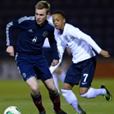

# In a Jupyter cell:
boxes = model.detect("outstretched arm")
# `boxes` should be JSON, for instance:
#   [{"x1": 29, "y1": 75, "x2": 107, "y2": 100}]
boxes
[
  {"x1": 100, "y1": 49, "x2": 110, "y2": 58},
  {"x1": 70, "y1": 26, "x2": 110, "y2": 56}
]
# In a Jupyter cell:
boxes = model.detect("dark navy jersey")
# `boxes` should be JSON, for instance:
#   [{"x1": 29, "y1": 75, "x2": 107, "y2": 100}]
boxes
[{"x1": 6, "y1": 16, "x2": 59, "y2": 59}]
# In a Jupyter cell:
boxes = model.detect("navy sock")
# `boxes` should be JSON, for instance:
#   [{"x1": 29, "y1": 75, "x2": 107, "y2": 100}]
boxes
[
  {"x1": 31, "y1": 93, "x2": 45, "y2": 113},
  {"x1": 49, "y1": 91, "x2": 61, "y2": 112}
]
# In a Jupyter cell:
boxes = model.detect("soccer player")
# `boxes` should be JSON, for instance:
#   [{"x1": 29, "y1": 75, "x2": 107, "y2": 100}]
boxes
[
  {"x1": 5, "y1": 1, "x2": 67, "y2": 114},
  {"x1": 51, "y1": 11, "x2": 112, "y2": 114},
  {"x1": 41, "y1": 3, "x2": 66, "y2": 93}
]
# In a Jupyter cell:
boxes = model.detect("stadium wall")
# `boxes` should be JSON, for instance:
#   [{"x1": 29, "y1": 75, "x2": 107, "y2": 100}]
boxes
[
  {"x1": 95, "y1": 60, "x2": 114, "y2": 78},
  {"x1": 0, "y1": 60, "x2": 113, "y2": 80}
]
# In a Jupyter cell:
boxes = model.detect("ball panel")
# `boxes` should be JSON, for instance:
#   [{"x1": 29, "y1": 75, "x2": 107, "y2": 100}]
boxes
[{"x1": 4, "y1": 106, "x2": 21, "y2": 114}]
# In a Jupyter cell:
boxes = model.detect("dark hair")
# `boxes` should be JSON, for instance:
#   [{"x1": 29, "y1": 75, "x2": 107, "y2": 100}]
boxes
[
  {"x1": 53, "y1": 11, "x2": 65, "y2": 18},
  {"x1": 35, "y1": 0, "x2": 50, "y2": 13}
]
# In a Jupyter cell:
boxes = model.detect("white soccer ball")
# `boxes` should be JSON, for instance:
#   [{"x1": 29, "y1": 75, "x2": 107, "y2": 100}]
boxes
[{"x1": 3, "y1": 106, "x2": 21, "y2": 114}]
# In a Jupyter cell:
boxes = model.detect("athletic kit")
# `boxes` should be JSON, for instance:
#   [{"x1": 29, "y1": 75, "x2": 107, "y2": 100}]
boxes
[{"x1": 6, "y1": 16, "x2": 59, "y2": 81}]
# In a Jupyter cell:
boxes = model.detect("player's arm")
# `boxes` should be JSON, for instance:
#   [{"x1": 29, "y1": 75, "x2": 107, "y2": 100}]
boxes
[
  {"x1": 6, "y1": 20, "x2": 17, "y2": 56},
  {"x1": 48, "y1": 28, "x2": 60, "y2": 66},
  {"x1": 6, "y1": 16, "x2": 34, "y2": 56},
  {"x1": 70, "y1": 26, "x2": 110, "y2": 57},
  {"x1": 100, "y1": 50, "x2": 110, "y2": 58}
]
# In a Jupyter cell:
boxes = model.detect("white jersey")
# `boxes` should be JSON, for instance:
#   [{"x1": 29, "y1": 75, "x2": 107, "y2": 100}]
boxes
[{"x1": 54, "y1": 23, "x2": 102, "y2": 64}]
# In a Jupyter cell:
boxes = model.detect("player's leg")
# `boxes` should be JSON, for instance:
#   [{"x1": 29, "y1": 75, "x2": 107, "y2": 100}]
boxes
[
  {"x1": 80, "y1": 86, "x2": 111, "y2": 101},
  {"x1": 38, "y1": 59, "x2": 67, "y2": 114},
  {"x1": 44, "y1": 78, "x2": 67, "y2": 114},
  {"x1": 52, "y1": 60, "x2": 71, "y2": 93},
  {"x1": 52, "y1": 72, "x2": 60, "y2": 93},
  {"x1": 79, "y1": 57, "x2": 112, "y2": 101},
  {"x1": 61, "y1": 83, "x2": 86, "y2": 114},
  {"x1": 53, "y1": 69, "x2": 66, "y2": 93},
  {"x1": 59, "y1": 57, "x2": 70, "y2": 83},
  {"x1": 26, "y1": 77, "x2": 46, "y2": 114},
  {"x1": 61, "y1": 64, "x2": 86, "y2": 114},
  {"x1": 16, "y1": 55, "x2": 46, "y2": 114},
  {"x1": 43, "y1": 47, "x2": 61, "y2": 93},
  {"x1": 52, "y1": 66, "x2": 66, "y2": 93}
]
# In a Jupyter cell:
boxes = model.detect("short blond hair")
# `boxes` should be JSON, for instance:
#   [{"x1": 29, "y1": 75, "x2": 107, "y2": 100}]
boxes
[{"x1": 35, "y1": 0, "x2": 50, "y2": 13}]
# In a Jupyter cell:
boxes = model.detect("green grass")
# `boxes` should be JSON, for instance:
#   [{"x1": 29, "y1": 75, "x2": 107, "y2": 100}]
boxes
[{"x1": 0, "y1": 79, "x2": 113, "y2": 114}]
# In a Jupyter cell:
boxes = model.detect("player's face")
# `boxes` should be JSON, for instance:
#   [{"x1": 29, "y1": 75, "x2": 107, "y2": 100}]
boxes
[
  {"x1": 52, "y1": 14, "x2": 65, "y2": 30},
  {"x1": 35, "y1": 8, "x2": 47, "y2": 25}
]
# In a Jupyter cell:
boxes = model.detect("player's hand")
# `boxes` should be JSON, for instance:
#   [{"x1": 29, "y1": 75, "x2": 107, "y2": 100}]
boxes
[
  {"x1": 6, "y1": 46, "x2": 15, "y2": 56},
  {"x1": 51, "y1": 59, "x2": 59, "y2": 66},
  {"x1": 100, "y1": 50, "x2": 110, "y2": 58}
]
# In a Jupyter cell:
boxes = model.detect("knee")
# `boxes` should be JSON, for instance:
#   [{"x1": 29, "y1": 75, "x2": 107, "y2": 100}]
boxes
[
  {"x1": 26, "y1": 77, "x2": 39, "y2": 93},
  {"x1": 80, "y1": 92, "x2": 89, "y2": 98},
  {"x1": 48, "y1": 89, "x2": 59, "y2": 99},
  {"x1": 48, "y1": 84, "x2": 58, "y2": 95},
  {"x1": 28, "y1": 84, "x2": 39, "y2": 94},
  {"x1": 79, "y1": 87, "x2": 88, "y2": 95},
  {"x1": 63, "y1": 83, "x2": 73, "y2": 90}
]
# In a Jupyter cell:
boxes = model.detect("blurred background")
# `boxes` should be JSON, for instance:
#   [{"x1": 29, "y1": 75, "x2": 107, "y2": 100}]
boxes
[{"x1": 0, "y1": 0, "x2": 114, "y2": 79}]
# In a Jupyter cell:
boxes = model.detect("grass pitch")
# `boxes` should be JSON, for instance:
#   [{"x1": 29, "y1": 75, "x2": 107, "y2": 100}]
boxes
[{"x1": 0, "y1": 79, "x2": 113, "y2": 114}]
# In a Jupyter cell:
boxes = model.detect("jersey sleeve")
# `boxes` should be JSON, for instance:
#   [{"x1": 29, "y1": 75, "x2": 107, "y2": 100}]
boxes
[
  {"x1": 47, "y1": 27, "x2": 60, "y2": 60},
  {"x1": 69, "y1": 26, "x2": 102, "y2": 54},
  {"x1": 6, "y1": 16, "x2": 34, "y2": 46}
]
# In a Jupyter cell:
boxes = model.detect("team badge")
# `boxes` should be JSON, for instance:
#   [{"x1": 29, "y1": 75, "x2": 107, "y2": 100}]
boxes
[{"x1": 42, "y1": 31, "x2": 48, "y2": 37}]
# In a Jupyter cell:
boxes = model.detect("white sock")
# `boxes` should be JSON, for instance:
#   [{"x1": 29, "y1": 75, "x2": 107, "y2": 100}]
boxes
[
  {"x1": 52, "y1": 73, "x2": 60, "y2": 93},
  {"x1": 61, "y1": 89, "x2": 82, "y2": 113},
  {"x1": 59, "y1": 71, "x2": 66, "y2": 82},
  {"x1": 80, "y1": 87, "x2": 106, "y2": 98}
]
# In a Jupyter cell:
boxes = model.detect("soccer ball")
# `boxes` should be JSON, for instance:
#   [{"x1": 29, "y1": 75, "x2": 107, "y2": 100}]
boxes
[{"x1": 3, "y1": 106, "x2": 21, "y2": 114}]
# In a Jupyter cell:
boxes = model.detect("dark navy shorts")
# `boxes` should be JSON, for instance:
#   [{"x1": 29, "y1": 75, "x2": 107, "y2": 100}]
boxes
[
  {"x1": 16, "y1": 54, "x2": 52, "y2": 81},
  {"x1": 64, "y1": 57, "x2": 96, "y2": 88}
]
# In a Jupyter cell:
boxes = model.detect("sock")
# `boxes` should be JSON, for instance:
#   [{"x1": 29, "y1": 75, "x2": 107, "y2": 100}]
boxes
[
  {"x1": 59, "y1": 71, "x2": 66, "y2": 82},
  {"x1": 31, "y1": 93, "x2": 45, "y2": 113},
  {"x1": 49, "y1": 91, "x2": 61, "y2": 112},
  {"x1": 61, "y1": 89, "x2": 82, "y2": 113},
  {"x1": 52, "y1": 73, "x2": 60, "y2": 93},
  {"x1": 80, "y1": 87, "x2": 106, "y2": 98}
]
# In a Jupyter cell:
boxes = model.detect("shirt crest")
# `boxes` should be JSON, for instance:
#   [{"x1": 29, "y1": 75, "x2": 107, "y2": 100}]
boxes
[{"x1": 42, "y1": 31, "x2": 48, "y2": 37}]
